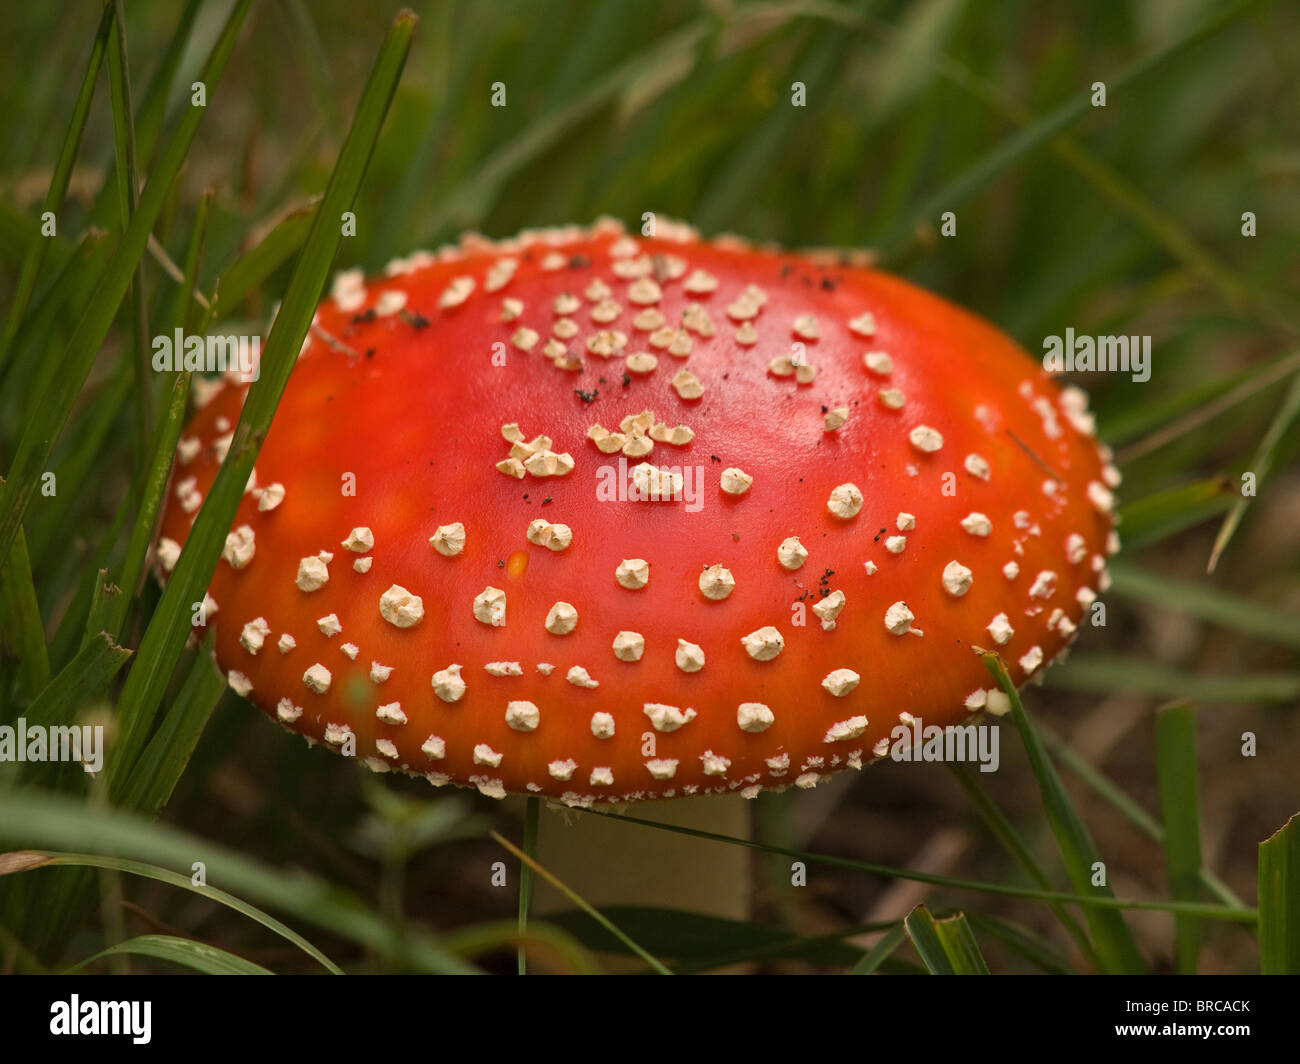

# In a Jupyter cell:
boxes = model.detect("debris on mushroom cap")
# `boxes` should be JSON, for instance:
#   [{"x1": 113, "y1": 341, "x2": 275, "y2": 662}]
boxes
[{"x1": 152, "y1": 217, "x2": 1117, "y2": 806}]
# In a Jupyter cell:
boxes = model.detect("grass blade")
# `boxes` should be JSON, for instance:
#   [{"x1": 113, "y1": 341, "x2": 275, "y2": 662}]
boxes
[
  {"x1": 14, "y1": 631, "x2": 130, "y2": 728},
  {"x1": 1, "y1": 851, "x2": 334, "y2": 974},
  {"x1": 817, "y1": 2, "x2": 1282, "y2": 327},
  {"x1": 68, "y1": 933, "x2": 272, "y2": 975},
  {"x1": 982, "y1": 653, "x2": 1146, "y2": 973},
  {"x1": 81, "y1": 569, "x2": 122, "y2": 651},
  {"x1": 1258, "y1": 815, "x2": 1300, "y2": 974},
  {"x1": 109, "y1": 8, "x2": 415, "y2": 794},
  {"x1": 48, "y1": 502, "x2": 130, "y2": 671},
  {"x1": 694, "y1": 32, "x2": 848, "y2": 231},
  {"x1": 24, "y1": 370, "x2": 132, "y2": 577},
  {"x1": 849, "y1": 924, "x2": 908, "y2": 975},
  {"x1": 2, "y1": 630, "x2": 130, "y2": 793},
  {"x1": 1155, "y1": 702, "x2": 1204, "y2": 974},
  {"x1": 904, "y1": 906, "x2": 990, "y2": 974},
  {"x1": 116, "y1": 641, "x2": 224, "y2": 816},
  {"x1": 0, "y1": 793, "x2": 473, "y2": 973},
  {"x1": 0, "y1": 629, "x2": 126, "y2": 954}
]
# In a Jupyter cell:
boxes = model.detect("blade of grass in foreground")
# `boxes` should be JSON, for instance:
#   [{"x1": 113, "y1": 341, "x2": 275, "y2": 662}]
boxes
[
  {"x1": 0, "y1": 635, "x2": 121, "y2": 956},
  {"x1": 0, "y1": 4, "x2": 113, "y2": 373},
  {"x1": 81, "y1": 570, "x2": 122, "y2": 651},
  {"x1": 116, "y1": 641, "x2": 224, "y2": 817},
  {"x1": 982, "y1": 653, "x2": 1145, "y2": 973},
  {"x1": 69, "y1": 933, "x2": 272, "y2": 975},
  {"x1": 109, "y1": 8, "x2": 416, "y2": 796},
  {"x1": 1258, "y1": 815, "x2": 1300, "y2": 974},
  {"x1": 904, "y1": 906, "x2": 989, "y2": 975},
  {"x1": 0, "y1": 0, "x2": 253, "y2": 575},
  {"x1": 1155, "y1": 702, "x2": 1204, "y2": 974},
  {"x1": 16, "y1": 632, "x2": 130, "y2": 738},
  {"x1": 0, "y1": 850, "x2": 333, "y2": 974},
  {"x1": 0, "y1": 793, "x2": 473, "y2": 973}
]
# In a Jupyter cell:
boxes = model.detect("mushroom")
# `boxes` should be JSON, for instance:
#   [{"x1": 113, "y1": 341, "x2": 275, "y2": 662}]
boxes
[{"x1": 154, "y1": 217, "x2": 1118, "y2": 922}]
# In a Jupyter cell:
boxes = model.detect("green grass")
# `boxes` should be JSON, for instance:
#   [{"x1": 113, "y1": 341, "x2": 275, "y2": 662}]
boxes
[
  {"x1": 903, "y1": 906, "x2": 990, "y2": 975},
  {"x1": 0, "y1": 0, "x2": 1297, "y2": 975},
  {"x1": 1155, "y1": 702, "x2": 1205, "y2": 974}
]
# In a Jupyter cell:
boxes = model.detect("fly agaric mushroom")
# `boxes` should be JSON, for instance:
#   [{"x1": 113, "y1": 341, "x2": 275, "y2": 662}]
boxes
[{"x1": 154, "y1": 217, "x2": 1118, "y2": 809}]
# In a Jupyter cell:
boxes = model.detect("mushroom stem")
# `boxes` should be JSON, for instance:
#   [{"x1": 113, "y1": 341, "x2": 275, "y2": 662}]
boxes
[{"x1": 531, "y1": 796, "x2": 753, "y2": 940}]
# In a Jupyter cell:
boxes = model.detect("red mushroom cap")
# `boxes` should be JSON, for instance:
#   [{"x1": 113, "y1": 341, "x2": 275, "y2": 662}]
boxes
[{"x1": 154, "y1": 218, "x2": 1119, "y2": 805}]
